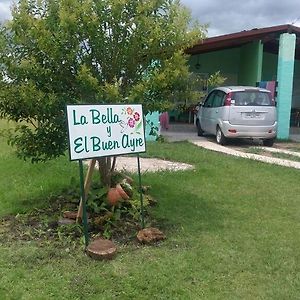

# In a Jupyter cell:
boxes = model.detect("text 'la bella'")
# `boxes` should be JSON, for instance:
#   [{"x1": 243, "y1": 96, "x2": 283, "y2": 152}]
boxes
[{"x1": 72, "y1": 108, "x2": 119, "y2": 125}]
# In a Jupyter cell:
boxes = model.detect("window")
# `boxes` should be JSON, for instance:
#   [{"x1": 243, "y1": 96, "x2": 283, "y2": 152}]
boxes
[
  {"x1": 213, "y1": 91, "x2": 225, "y2": 107},
  {"x1": 203, "y1": 92, "x2": 215, "y2": 107},
  {"x1": 233, "y1": 91, "x2": 273, "y2": 106}
]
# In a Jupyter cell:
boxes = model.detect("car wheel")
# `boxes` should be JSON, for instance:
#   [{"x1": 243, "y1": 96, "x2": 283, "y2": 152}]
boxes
[
  {"x1": 216, "y1": 126, "x2": 227, "y2": 145},
  {"x1": 263, "y1": 138, "x2": 274, "y2": 147},
  {"x1": 196, "y1": 120, "x2": 204, "y2": 136}
]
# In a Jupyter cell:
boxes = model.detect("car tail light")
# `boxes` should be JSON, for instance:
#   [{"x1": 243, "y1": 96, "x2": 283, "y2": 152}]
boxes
[{"x1": 224, "y1": 92, "x2": 232, "y2": 106}]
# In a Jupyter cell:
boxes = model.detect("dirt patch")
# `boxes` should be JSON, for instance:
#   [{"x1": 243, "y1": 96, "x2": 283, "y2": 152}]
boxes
[
  {"x1": 115, "y1": 157, "x2": 194, "y2": 173},
  {"x1": 87, "y1": 157, "x2": 194, "y2": 173},
  {"x1": 0, "y1": 182, "x2": 161, "y2": 248},
  {"x1": 1, "y1": 156, "x2": 189, "y2": 249}
]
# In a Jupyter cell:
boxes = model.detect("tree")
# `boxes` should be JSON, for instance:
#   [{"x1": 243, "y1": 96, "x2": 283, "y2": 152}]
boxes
[{"x1": 0, "y1": 0, "x2": 206, "y2": 186}]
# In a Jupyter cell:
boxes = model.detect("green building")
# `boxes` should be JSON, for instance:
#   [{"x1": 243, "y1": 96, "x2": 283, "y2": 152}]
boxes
[{"x1": 186, "y1": 24, "x2": 300, "y2": 139}]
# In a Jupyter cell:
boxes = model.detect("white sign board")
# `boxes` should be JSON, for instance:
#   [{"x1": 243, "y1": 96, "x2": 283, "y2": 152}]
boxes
[{"x1": 66, "y1": 104, "x2": 146, "y2": 161}]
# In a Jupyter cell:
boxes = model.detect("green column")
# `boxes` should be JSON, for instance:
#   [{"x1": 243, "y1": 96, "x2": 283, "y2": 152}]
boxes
[
  {"x1": 238, "y1": 40, "x2": 263, "y2": 86},
  {"x1": 276, "y1": 33, "x2": 296, "y2": 139}
]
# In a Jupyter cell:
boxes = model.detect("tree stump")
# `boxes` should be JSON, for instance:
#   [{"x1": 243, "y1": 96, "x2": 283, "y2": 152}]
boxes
[{"x1": 86, "y1": 238, "x2": 117, "y2": 260}]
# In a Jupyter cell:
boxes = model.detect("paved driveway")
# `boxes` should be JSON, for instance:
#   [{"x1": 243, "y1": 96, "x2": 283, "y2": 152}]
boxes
[{"x1": 161, "y1": 124, "x2": 300, "y2": 170}]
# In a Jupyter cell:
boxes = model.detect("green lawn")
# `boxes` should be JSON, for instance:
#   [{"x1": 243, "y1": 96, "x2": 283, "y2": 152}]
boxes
[
  {"x1": 1, "y1": 121, "x2": 300, "y2": 299},
  {"x1": 0, "y1": 119, "x2": 78, "y2": 216}
]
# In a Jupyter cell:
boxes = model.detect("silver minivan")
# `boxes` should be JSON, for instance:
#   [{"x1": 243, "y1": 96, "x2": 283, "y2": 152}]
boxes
[{"x1": 196, "y1": 86, "x2": 277, "y2": 146}]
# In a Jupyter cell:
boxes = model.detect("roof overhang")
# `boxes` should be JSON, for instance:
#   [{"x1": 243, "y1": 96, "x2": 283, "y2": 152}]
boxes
[{"x1": 186, "y1": 24, "x2": 300, "y2": 59}]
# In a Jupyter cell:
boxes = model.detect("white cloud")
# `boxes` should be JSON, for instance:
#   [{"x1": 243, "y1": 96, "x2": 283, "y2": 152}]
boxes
[
  {"x1": 0, "y1": 1, "x2": 12, "y2": 22},
  {"x1": 1, "y1": 0, "x2": 300, "y2": 37},
  {"x1": 181, "y1": 0, "x2": 300, "y2": 36}
]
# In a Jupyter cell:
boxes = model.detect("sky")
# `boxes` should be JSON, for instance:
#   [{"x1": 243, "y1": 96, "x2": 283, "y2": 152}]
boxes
[{"x1": 1, "y1": 0, "x2": 300, "y2": 37}]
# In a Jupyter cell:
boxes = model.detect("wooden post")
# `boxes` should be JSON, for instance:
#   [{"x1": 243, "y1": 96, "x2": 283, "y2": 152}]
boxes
[
  {"x1": 79, "y1": 160, "x2": 89, "y2": 247},
  {"x1": 76, "y1": 159, "x2": 96, "y2": 223}
]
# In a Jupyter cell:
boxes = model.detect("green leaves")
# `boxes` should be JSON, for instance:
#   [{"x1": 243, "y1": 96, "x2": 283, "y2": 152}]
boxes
[{"x1": 0, "y1": 0, "x2": 206, "y2": 162}]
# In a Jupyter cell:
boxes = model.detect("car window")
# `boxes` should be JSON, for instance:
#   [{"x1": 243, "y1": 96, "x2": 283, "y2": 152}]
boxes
[
  {"x1": 203, "y1": 91, "x2": 215, "y2": 107},
  {"x1": 213, "y1": 91, "x2": 225, "y2": 107},
  {"x1": 233, "y1": 91, "x2": 273, "y2": 106}
]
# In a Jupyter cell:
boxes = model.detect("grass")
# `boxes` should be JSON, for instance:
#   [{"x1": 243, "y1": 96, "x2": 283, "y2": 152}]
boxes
[
  {"x1": 286, "y1": 146, "x2": 300, "y2": 153},
  {"x1": 245, "y1": 145, "x2": 300, "y2": 162},
  {"x1": 1, "y1": 121, "x2": 300, "y2": 299},
  {"x1": 271, "y1": 151, "x2": 300, "y2": 162},
  {"x1": 0, "y1": 119, "x2": 78, "y2": 216}
]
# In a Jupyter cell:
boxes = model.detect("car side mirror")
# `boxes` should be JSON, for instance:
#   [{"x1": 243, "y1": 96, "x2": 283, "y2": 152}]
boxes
[{"x1": 195, "y1": 103, "x2": 203, "y2": 111}]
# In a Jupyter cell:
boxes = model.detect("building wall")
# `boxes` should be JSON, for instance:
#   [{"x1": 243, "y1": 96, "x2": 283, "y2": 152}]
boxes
[
  {"x1": 292, "y1": 59, "x2": 300, "y2": 109},
  {"x1": 238, "y1": 41, "x2": 263, "y2": 85},
  {"x1": 189, "y1": 43, "x2": 300, "y2": 109},
  {"x1": 189, "y1": 43, "x2": 265, "y2": 88},
  {"x1": 262, "y1": 52, "x2": 300, "y2": 109},
  {"x1": 262, "y1": 52, "x2": 278, "y2": 81},
  {"x1": 189, "y1": 48, "x2": 241, "y2": 86}
]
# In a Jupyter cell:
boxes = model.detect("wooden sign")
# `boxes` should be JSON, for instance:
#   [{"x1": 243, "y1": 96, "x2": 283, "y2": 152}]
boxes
[{"x1": 66, "y1": 104, "x2": 146, "y2": 161}]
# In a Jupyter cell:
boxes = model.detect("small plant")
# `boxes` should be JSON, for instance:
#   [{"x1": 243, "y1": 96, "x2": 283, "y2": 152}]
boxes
[
  {"x1": 156, "y1": 135, "x2": 165, "y2": 143},
  {"x1": 81, "y1": 175, "x2": 155, "y2": 239}
]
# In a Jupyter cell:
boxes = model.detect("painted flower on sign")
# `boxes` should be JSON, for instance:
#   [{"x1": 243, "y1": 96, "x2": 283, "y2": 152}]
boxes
[
  {"x1": 128, "y1": 118, "x2": 135, "y2": 128},
  {"x1": 127, "y1": 107, "x2": 133, "y2": 115},
  {"x1": 120, "y1": 106, "x2": 142, "y2": 134},
  {"x1": 133, "y1": 112, "x2": 140, "y2": 121}
]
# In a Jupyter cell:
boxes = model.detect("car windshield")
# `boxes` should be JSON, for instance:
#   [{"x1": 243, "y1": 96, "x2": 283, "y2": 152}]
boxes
[{"x1": 232, "y1": 91, "x2": 273, "y2": 106}]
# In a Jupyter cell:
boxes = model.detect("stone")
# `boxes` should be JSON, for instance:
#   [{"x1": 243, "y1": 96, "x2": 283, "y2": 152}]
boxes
[
  {"x1": 137, "y1": 227, "x2": 166, "y2": 244},
  {"x1": 86, "y1": 238, "x2": 117, "y2": 260}
]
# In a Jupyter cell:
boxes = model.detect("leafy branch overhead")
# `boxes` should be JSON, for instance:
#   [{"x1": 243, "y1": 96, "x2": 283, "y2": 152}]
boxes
[{"x1": 0, "y1": 0, "x2": 206, "y2": 162}]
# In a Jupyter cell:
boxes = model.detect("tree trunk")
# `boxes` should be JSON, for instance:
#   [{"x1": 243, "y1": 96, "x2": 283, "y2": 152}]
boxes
[{"x1": 97, "y1": 156, "x2": 117, "y2": 187}]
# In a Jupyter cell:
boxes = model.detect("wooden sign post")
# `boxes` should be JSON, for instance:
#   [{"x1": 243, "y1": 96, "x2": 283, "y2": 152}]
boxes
[{"x1": 66, "y1": 104, "x2": 146, "y2": 248}]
